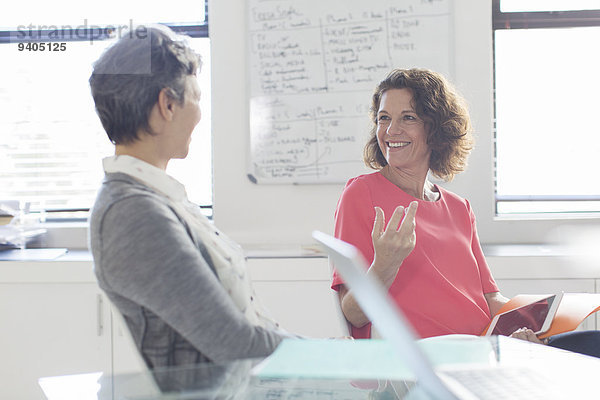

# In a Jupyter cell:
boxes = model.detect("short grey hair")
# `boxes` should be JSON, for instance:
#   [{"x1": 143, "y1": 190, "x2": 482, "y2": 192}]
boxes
[{"x1": 89, "y1": 24, "x2": 202, "y2": 144}]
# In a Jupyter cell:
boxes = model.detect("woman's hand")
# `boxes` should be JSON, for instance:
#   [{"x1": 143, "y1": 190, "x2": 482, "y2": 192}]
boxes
[
  {"x1": 509, "y1": 327, "x2": 547, "y2": 345},
  {"x1": 339, "y1": 201, "x2": 418, "y2": 328},
  {"x1": 484, "y1": 292, "x2": 510, "y2": 317},
  {"x1": 369, "y1": 201, "x2": 418, "y2": 288}
]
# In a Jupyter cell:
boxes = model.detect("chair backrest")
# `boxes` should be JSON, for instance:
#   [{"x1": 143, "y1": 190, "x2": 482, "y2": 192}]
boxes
[
  {"x1": 109, "y1": 303, "x2": 162, "y2": 398},
  {"x1": 109, "y1": 303, "x2": 150, "y2": 374}
]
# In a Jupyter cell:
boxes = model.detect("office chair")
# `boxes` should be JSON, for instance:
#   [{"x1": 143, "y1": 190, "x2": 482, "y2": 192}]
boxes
[{"x1": 108, "y1": 303, "x2": 162, "y2": 396}]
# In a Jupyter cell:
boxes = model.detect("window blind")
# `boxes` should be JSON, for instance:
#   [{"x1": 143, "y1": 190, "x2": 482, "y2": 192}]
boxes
[{"x1": 0, "y1": 6, "x2": 211, "y2": 216}]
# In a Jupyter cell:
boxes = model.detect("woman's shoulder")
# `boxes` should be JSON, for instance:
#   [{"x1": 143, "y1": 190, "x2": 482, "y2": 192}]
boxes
[
  {"x1": 437, "y1": 185, "x2": 472, "y2": 211},
  {"x1": 345, "y1": 171, "x2": 377, "y2": 185},
  {"x1": 336, "y1": 173, "x2": 382, "y2": 215},
  {"x1": 91, "y1": 173, "x2": 176, "y2": 226},
  {"x1": 340, "y1": 172, "x2": 384, "y2": 200},
  {"x1": 97, "y1": 172, "x2": 156, "y2": 201},
  {"x1": 344, "y1": 171, "x2": 389, "y2": 191}
]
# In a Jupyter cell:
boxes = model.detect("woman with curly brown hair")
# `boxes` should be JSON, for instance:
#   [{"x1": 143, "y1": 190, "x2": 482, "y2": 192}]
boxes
[
  {"x1": 331, "y1": 68, "x2": 516, "y2": 341},
  {"x1": 330, "y1": 68, "x2": 600, "y2": 358}
]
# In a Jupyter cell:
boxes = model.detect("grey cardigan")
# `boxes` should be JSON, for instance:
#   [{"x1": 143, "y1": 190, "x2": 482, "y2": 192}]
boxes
[{"x1": 89, "y1": 173, "x2": 285, "y2": 368}]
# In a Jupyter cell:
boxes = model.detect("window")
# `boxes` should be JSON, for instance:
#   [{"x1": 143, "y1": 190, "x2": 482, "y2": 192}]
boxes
[
  {"x1": 493, "y1": 0, "x2": 600, "y2": 216},
  {"x1": 0, "y1": 1, "x2": 211, "y2": 221}
]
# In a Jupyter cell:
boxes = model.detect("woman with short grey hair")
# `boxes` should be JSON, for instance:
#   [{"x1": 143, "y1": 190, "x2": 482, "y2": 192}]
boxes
[
  {"x1": 90, "y1": 24, "x2": 200, "y2": 145},
  {"x1": 88, "y1": 25, "x2": 293, "y2": 369}
]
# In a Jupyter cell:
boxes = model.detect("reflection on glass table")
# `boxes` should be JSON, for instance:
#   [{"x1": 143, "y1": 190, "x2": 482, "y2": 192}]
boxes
[
  {"x1": 38, "y1": 359, "x2": 394, "y2": 400},
  {"x1": 38, "y1": 336, "x2": 600, "y2": 400}
]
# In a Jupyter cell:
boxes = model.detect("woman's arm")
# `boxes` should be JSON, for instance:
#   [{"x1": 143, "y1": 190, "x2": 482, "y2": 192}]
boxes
[
  {"x1": 339, "y1": 285, "x2": 369, "y2": 328},
  {"x1": 339, "y1": 203, "x2": 418, "y2": 328},
  {"x1": 484, "y1": 291, "x2": 510, "y2": 317},
  {"x1": 96, "y1": 195, "x2": 285, "y2": 362}
]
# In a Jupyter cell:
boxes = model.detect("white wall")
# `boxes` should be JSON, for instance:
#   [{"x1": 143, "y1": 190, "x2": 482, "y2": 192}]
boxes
[
  {"x1": 210, "y1": 0, "x2": 352, "y2": 246},
  {"x1": 209, "y1": 0, "x2": 599, "y2": 246}
]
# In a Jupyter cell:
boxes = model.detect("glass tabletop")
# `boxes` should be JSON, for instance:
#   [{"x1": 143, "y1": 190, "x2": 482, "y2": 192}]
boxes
[
  {"x1": 38, "y1": 336, "x2": 600, "y2": 400},
  {"x1": 37, "y1": 336, "x2": 502, "y2": 400},
  {"x1": 38, "y1": 359, "x2": 403, "y2": 400}
]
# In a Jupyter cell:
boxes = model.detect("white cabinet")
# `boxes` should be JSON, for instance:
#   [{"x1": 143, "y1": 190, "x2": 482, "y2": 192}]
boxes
[
  {"x1": 3, "y1": 248, "x2": 600, "y2": 399},
  {"x1": 248, "y1": 257, "x2": 345, "y2": 338},
  {"x1": 0, "y1": 282, "x2": 111, "y2": 400}
]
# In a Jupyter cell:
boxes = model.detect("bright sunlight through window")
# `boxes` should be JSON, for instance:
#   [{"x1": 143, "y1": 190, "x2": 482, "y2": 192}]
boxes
[
  {"x1": 0, "y1": 3, "x2": 211, "y2": 218},
  {"x1": 493, "y1": 1, "x2": 600, "y2": 216}
]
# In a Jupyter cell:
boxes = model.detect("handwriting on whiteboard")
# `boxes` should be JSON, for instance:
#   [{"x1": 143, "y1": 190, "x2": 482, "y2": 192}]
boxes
[{"x1": 248, "y1": 0, "x2": 451, "y2": 183}]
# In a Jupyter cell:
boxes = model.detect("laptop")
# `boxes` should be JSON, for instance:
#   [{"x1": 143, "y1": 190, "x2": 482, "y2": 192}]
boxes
[{"x1": 312, "y1": 231, "x2": 575, "y2": 400}]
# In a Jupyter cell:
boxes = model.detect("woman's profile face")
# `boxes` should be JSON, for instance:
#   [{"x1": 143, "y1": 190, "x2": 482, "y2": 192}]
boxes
[
  {"x1": 168, "y1": 76, "x2": 202, "y2": 159},
  {"x1": 376, "y1": 88, "x2": 430, "y2": 174}
]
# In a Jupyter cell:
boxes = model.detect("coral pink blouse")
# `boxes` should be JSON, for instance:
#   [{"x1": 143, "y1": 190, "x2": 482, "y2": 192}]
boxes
[{"x1": 331, "y1": 172, "x2": 498, "y2": 339}]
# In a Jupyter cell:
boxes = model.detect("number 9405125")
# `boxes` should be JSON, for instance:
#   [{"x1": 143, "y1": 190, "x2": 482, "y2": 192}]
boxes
[{"x1": 18, "y1": 42, "x2": 66, "y2": 51}]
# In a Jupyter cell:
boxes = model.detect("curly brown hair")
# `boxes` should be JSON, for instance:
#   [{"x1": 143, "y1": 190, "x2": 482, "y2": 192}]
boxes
[{"x1": 363, "y1": 68, "x2": 473, "y2": 181}]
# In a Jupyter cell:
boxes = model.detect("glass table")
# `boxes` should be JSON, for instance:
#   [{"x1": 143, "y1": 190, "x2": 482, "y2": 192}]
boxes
[
  {"x1": 38, "y1": 336, "x2": 600, "y2": 400},
  {"x1": 38, "y1": 360, "x2": 398, "y2": 400}
]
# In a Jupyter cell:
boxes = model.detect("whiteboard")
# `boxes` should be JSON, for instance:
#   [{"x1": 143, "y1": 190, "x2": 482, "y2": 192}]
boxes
[{"x1": 247, "y1": 0, "x2": 452, "y2": 184}]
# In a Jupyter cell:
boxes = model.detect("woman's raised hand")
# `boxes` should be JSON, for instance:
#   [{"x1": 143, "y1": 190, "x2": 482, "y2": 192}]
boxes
[{"x1": 369, "y1": 201, "x2": 418, "y2": 288}]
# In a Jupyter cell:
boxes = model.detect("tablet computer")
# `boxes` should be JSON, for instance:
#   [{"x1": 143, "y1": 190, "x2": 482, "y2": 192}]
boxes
[{"x1": 484, "y1": 292, "x2": 563, "y2": 337}]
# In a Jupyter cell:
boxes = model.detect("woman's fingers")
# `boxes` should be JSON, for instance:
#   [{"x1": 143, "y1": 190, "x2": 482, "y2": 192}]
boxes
[
  {"x1": 385, "y1": 205, "x2": 405, "y2": 234},
  {"x1": 372, "y1": 202, "x2": 418, "y2": 261},
  {"x1": 371, "y1": 207, "x2": 385, "y2": 240},
  {"x1": 370, "y1": 203, "x2": 418, "y2": 282},
  {"x1": 510, "y1": 327, "x2": 544, "y2": 344},
  {"x1": 398, "y1": 202, "x2": 418, "y2": 236},
  {"x1": 374, "y1": 202, "x2": 418, "y2": 240}
]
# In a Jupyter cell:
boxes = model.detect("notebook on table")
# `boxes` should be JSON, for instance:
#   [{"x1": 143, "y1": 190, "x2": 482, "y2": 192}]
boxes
[{"x1": 312, "y1": 231, "x2": 579, "y2": 400}]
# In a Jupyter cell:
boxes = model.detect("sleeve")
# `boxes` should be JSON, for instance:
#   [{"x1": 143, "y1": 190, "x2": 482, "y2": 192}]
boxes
[
  {"x1": 96, "y1": 195, "x2": 284, "y2": 363},
  {"x1": 466, "y1": 200, "x2": 499, "y2": 294},
  {"x1": 331, "y1": 178, "x2": 376, "y2": 291}
]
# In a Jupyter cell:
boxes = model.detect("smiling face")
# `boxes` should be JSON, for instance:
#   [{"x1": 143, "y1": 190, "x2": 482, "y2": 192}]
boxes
[{"x1": 376, "y1": 88, "x2": 430, "y2": 175}]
